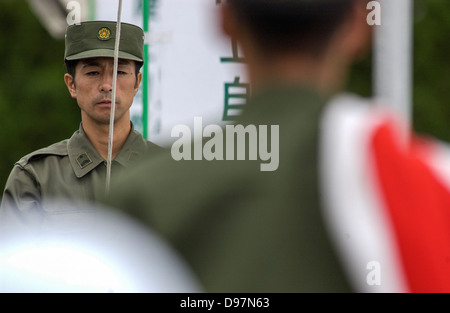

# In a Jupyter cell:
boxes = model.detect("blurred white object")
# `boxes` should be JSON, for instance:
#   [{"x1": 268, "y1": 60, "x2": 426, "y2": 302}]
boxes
[{"x1": 0, "y1": 200, "x2": 201, "y2": 293}]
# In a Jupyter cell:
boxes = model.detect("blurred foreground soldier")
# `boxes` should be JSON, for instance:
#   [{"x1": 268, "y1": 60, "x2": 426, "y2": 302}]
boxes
[
  {"x1": 107, "y1": 0, "x2": 372, "y2": 292},
  {"x1": 108, "y1": 0, "x2": 450, "y2": 293},
  {"x1": 0, "y1": 21, "x2": 163, "y2": 226}
]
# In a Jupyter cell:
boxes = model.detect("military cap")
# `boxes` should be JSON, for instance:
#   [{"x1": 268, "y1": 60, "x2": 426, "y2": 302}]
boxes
[{"x1": 64, "y1": 21, "x2": 144, "y2": 62}]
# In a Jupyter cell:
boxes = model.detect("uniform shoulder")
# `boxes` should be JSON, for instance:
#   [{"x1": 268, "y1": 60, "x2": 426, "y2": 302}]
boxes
[
  {"x1": 130, "y1": 129, "x2": 167, "y2": 154},
  {"x1": 16, "y1": 140, "x2": 69, "y2": 167},
  {"x1": 144, "y1": 139, "x2": 166, "y2": 151}
]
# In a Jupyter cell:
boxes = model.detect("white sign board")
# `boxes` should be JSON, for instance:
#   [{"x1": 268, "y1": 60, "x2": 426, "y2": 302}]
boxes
[{"x1": 94, "y1": 0, "x2": 248, "y2": 146}]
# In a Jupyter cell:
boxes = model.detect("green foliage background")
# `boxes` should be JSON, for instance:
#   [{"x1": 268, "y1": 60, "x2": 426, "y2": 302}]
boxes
[
  {"x1": 0, "y1": 0, "x2": 80, "y2": 191},
  {"x1": 0, "y1": 0, "x2": 449, "y2": 190}
]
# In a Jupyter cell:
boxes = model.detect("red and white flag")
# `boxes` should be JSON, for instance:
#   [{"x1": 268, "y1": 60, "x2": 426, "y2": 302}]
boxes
[{"x1": 320, "y1": 94, "x2": 450, "y2": 293}]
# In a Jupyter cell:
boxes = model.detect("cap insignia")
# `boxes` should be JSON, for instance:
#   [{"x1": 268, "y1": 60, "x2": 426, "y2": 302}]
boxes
[{"x1": 97, "y1": 27, "x2": 112, "y2": 40}]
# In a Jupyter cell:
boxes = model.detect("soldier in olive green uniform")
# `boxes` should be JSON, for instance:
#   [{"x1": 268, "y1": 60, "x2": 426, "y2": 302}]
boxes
[
  {"x1": 0, "y1": 21, "x2": 163, "y2": 226},
  {"x1": 107, "y1": 0, "x2": 370, "y2": 292}
]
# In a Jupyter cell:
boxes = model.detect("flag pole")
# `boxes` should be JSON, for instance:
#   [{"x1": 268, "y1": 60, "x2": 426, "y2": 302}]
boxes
[
  {"x1": 105, "y1": 0, "x2": 123, "y2": 196},
  {"x1": 373, "y1": 0, "x2": 413, "y2": 123}
]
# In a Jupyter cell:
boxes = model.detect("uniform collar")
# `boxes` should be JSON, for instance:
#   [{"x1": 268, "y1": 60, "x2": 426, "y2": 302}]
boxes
[
  {"x1": 68, "y1": 123, "x2": 148, "y2": 178},
  {"x1": 238, "y1": 84, "x2": 327, "y2": 124}
]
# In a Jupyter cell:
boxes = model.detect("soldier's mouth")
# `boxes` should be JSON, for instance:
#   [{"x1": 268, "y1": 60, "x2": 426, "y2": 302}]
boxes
[{"x1": 97, "y1": 99, "x2": 112, "y2": 106}]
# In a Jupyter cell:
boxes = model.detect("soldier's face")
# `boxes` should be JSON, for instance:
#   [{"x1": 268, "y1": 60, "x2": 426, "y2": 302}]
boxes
[{"x1": 65, "y1": 57, "x2": 142, "y2": 125}]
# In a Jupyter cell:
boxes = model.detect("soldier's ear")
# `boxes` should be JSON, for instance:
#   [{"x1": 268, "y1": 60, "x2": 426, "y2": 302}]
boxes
[
  {"x1": 335, "y1": 0, "x2": 372, "y2": 63},
  {"x1": 134, "y1": 72, "x2": 143, "y2": 93},
  {"x1": 64, "y1": 73, "x2": 77, "y2": 99},
  {"x1": 219, "y1": 2, "x2": 238, "y2": 40}
]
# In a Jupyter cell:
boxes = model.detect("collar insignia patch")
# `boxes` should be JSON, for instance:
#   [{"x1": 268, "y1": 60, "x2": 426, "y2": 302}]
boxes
[{"x1": 76, "y1": 153, "x2": 93, "y2": 169}]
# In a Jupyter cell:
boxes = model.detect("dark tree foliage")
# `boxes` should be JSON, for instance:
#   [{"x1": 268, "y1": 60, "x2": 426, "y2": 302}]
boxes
[
  {"x1": 347, "y1": 0, "x2": 450, "y2": 142},
  {"x1": 412, "y1": 0, "x2": 450, "y2": 141},
  {"x1": 0, "y1": 0, "x2": 80, "y2": 189}
]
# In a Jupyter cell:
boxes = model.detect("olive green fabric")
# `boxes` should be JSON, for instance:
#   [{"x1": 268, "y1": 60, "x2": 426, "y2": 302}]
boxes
[
  {"x1": 64, "y1": 21, "x2": 144, "y2": 62},
  {"x1": 0, "y1": 123, "x2": 163, "y2": 227},
  {"x1": 107, "y1": 85, "x2": 353, "y2": 292}
]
